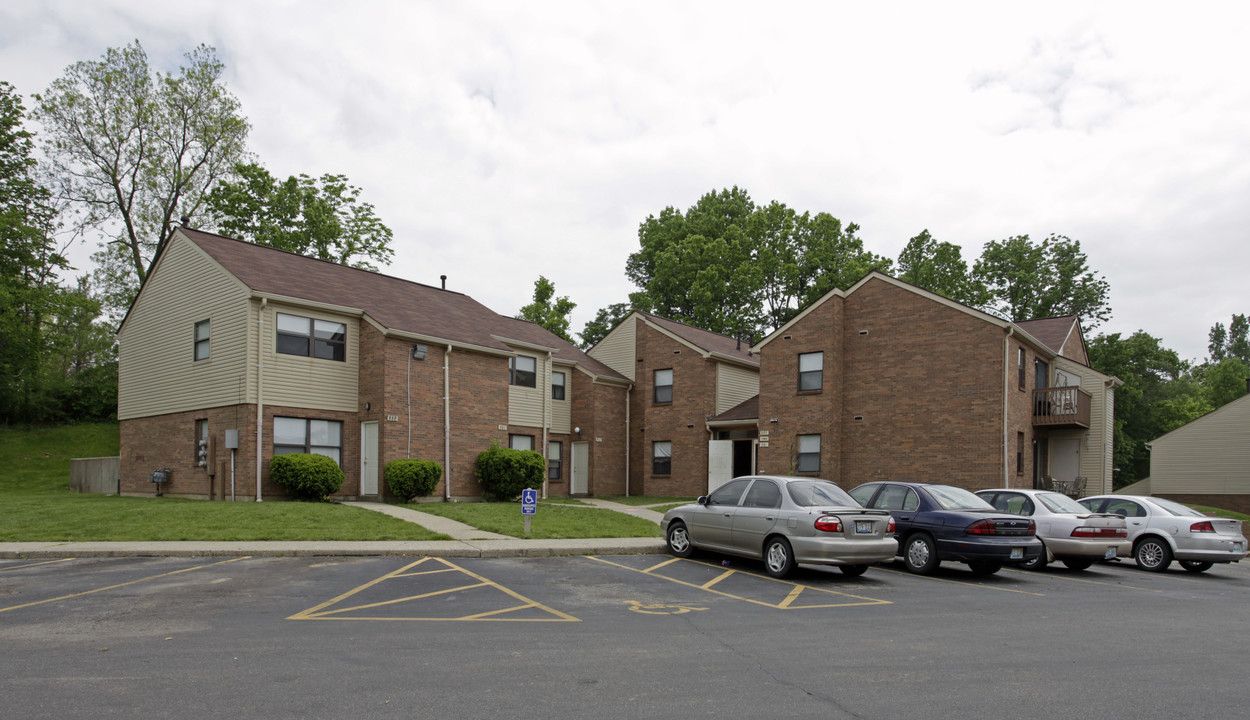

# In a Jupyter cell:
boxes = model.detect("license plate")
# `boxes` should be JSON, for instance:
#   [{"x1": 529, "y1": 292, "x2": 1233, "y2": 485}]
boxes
[
  {"x1": 1235, "y1": 543, "x2": 1244, "y2": 553},
  {"x1": 1104, "y1": 546, "x2": 1117, "y2": 559},
  {"x1": 855, "y1": 521, "x2": 873, "y2": 534},
  {"x1": 1010, "y1": 548, "x2": 1024, "y2": 560}
]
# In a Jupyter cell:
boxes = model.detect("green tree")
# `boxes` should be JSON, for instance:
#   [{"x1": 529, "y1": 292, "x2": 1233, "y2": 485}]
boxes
[
  {"x1": 34, "y1": 41, "x2": 250, "y2": 316},
  {"x1": 895, "y1": 229, "x2": 989, "y2": 307},
  {"x1": 516, "y1": 276, "x2": 576, "y2": 343},
  {"x1": 1208, "y1": 313, "x2": 1249, "y2": 364},
  {"x1": 973, "y1": 234, "x2": 1111, "y2": 327},
  {"x1": 579, "y1": 302, "x2": 633, "y2": 349},
  {"x1": 206, "y1": 162, "x2": 394, "y2": 269}
]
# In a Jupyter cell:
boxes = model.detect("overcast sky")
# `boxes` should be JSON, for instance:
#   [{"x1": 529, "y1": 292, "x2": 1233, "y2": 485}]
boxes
[{"x1": 4, "y1": 1, "x2": 1248, "y2": 362}]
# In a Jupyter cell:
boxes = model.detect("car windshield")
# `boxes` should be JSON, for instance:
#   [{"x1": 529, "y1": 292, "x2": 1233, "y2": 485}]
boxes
[
  {"x1": 1037, "y1": 492, "x2": 1088, "y2": 514},
  {"x1": 788, "y1": 481, "x2": 859, "y2": 508},
  {"x1": 1148, "y1": 497, "x2": 1206, "y2": 517},
  {"x1": 926, "y1": 485, "x2": 995, "y2": 510}
]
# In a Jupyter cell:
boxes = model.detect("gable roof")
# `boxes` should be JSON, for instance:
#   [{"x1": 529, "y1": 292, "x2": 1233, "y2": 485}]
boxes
[
  {"x1": 707, "y1": 394, "x2": 759, "y2": 424},
  {"x1": 145, "y1": 228, "x2": 628, "y2": 383},
  {"x1": 1013, "y1": 316, "x2": 1082, "y2": 356},
  {"x1": 636, "y1": 312, "x2": 759, "y2": 367}
]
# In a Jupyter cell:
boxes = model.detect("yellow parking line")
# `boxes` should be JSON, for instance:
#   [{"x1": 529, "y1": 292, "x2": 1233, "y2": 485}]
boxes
[
  {"x1": 1000, "y1": 567, "x2": 1161, "y2": 592},
  {"x1": 701, "y1": 570, "x2": 734, "y2": 589},
  {"x1": 310, "y1": 582, "x2": 491, "y2": 617},
  {"x1": 873, "y1": 565, "x2": 1045, "y2": 596},
  {"x1": 643, "y1": 557, "x2": 683, "y2": 573},
  {"x1": 0, "y1": 558, "x2": 75, "y2": 572},
  {"x1": 0, "y1": 557, "x2": 250, "y2": 615},
  {"x1": 777, "y1": 585, "x2": 805, "y2": 609}
]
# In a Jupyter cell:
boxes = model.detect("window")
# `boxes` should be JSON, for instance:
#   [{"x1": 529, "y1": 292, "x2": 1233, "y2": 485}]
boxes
[
  {"x1": 707, "y1": 477, "x2": 749, "y2": 506},
  {"x1": 273, "y1": 417, "x2": 343, "y2": 464},
  {"x1": 1017, "y1": 347, "x2": 1026, "y2": 390},
  {"x1": 551, "y1": 371, "x2": 565, "y2": 400},
  {"x1": 798, "y1": 352, "x2": 823, "y2": 391},
  {"x1": 194, "y1": 320, "x2": 210, "y2": 361},
  {"x1": 509, "y1": 356, "x2": 537, "y2": 388},
  {"x1": 796, "y1": 434, "x2": 821, "y2": 472},
  {"x1": 743, "y1": 479, "x2": 782, "y2": 508},
  {"x1": 654, "y1": 369, "x2": 673, "y2": 403},
  {"x1": 276, "y1": 313, "x2": 346, "y2": 361},
  {"x1": 652, "y1": 441, "x2": 672, "y2": 475},
  {"x1": 548, "y1": 441, "x2": 562, "y2": 480},
  {"x1": 509, "y1": 434, "x2": 534, "y2": 451},
  {"x1": 1016, "y1": 432, "x2": 1025, "y2": 475},
  {"x1": 195, "y1": 419, "x2": 208, "y2": 466}
]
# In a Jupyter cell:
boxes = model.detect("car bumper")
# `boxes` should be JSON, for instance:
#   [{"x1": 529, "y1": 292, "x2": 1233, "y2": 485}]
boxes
[
  {"x1": 1043, "y1": 536, "x2": 1131, "y2": 560},
  {"x1": 790, "y1": 535, "x2": 899, "y2": 566},
  {"x1": 1173, "y1": 534, "x2": 1248, "y2": 564},
  {"x1": 936, "y1": 536, "x2": 1043, "y2": 563}
]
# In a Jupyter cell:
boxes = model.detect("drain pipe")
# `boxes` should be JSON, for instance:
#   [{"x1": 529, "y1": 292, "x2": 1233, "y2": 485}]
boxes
[
  {"x1": 1003, "y1": 326, "x2": 1014, "y2": 489},
  {"x1": 256, "y1": 297, "x2": 267, "y2": 502},
  {"x1": 406, "y1": 342, "x2": 412, "y2": 458},
  {"x1": 443, "y1": 344, "x2": 453, "y2": 500},
  {"x1": 624, "y1": 386, "x2": 631, "y2": 497}
]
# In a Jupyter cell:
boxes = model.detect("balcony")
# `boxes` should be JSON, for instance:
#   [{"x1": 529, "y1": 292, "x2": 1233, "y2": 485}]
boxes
[{"x1": 1032, "y1": 386, "x2": 1091, "y2": 429}]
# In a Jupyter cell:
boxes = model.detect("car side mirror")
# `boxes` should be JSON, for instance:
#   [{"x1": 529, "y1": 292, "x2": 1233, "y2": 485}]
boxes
[{"x1": 697, "y1": 495, "x2": 709, "y2": 506}]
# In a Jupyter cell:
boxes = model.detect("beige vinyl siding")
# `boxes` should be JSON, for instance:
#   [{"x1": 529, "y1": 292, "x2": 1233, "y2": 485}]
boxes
[
  {"x1": 1053, "y1": 358, "x2": 1115, "y2": 494},
  {"x1": 508, "y1": 353, "x2": 548, "y2": 427},
  {"x1": 715, "y1": 363, "x2": 760, "y2": 414},
  {"x1": 260, "y1": 302, "x2": 359, "y2": 412},
  {"x1": 1151, "y1": 395, "x2": 1250, "y2": 494},
  {"x1": 118, "y1": 235, "x2": 252, "y2": 420},
  {"x1": 550, "y1": 364, "x2": 571, "y2": 434},
  {"x1": 587, "y1": 315, "x2": 636, "y2": 381}
]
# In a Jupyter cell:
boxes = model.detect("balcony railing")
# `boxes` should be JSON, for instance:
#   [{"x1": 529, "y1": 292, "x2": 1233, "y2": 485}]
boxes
[{"x1": 1032, "y1": 386, "x2": 1091, "y2": 428}]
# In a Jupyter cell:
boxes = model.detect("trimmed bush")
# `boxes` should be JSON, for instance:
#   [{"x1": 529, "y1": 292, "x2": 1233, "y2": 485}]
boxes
[
  {"x1": 270, "y1": 453, "x2": 344, "y2": 501},
  {"x1": 385, "y1": 458, "x2": 442, "y2": 501},
  {"x1": 475, "y1": 442, "x2": 545, "y2": 501}
]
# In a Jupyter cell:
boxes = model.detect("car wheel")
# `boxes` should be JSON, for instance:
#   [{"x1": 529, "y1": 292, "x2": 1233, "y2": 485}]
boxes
[
  {"x1": 666, "y1": 522, "x2": 695, "y2": 558},
  {"x1": 763, "y1": 536, "x2": 796, "y2": 578},
  {"x1": 903, "y1": 534, "x2": 939, "y2": 575},
  {"x1": 1061, "y1": 559, "x2": 1093, "y2": 571},
  {"x1": 840, "y1": 564, "x2": 870, "y2": 577},
  {"x1": 1134, "y1": 536, "x2": 1173, "y2": 572},
  {"x1": 1021, "y1": 543, "x2": 1048, "y2": 571},
  {"x1": 967, "y1": 561, "x2": 1002, "y2": 576},
  {"x1": 1180, "y1": 560, "x2": 1213, "y2": 573}
]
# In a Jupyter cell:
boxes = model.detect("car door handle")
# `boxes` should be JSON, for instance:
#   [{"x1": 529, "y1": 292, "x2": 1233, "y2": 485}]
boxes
[{"x1": 898, "y1": 515, "x2": 911, "y2": 521}]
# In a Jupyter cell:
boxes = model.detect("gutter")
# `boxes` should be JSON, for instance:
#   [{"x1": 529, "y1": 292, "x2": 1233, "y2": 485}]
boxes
[
  {"x1": 256, "y1": 297, "x2": 267, "y2": 502},
  {"x1": 444, "y1": 345, "x2": 453, "y2": 501},
  {"x1": 1003, "y1": 326, "x2": 1014, "y2": 489}
]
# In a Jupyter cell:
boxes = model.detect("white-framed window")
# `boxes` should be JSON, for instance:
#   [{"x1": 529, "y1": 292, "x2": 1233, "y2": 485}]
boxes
[
  {"x1": 797, "y1": 434, "x2": 821, "y2": 473},
  {"x1": 652, "y1": 441, "x2": 672, "y2": 475},
  {"x1": 276, "y1": 313, "x2": 346, "y2": 361},
  {"x1": 798, "y1": 351, "x2": 823, "y2": 391},
  {"x1": 548, "y1": 441, "x2": 562, "y2": 479},
  {"x1": 274, "y1": 417, "x2": 343, "y2": 464},
  {"x1": 509, "y1": 356, "x2": 537, "y2": 388},
  {"x1": 654, "y1": 369, "x2": 673, "y2": 403},
  {"x1": 551, "y1": 371, "x2": 566, "y2": 400},
  {"x1": 509, "y1": 434, "x2": 534, "y2": 451},
  {"x1": 194, "y1": 320, "x2": 211, "y2": 361}
]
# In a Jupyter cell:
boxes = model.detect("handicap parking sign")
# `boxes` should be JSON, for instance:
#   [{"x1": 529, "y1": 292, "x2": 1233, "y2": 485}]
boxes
[{"x1": 521, "y1": 488, "x2": 537, "y2": 515}]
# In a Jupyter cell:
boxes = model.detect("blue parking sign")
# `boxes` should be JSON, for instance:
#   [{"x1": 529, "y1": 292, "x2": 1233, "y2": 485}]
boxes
[{"x1": 521, "y1": 488, "x2": 537, "y2": 515}]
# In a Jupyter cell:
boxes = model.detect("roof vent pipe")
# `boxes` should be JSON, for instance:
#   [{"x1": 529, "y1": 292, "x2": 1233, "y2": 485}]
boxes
[{"x1": 441, "y1": 275, "x2": 447, "y2": 290}]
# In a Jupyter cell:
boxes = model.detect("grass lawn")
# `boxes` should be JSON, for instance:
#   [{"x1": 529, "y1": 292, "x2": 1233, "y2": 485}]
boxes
[
  {"x1": 1189, "y1": 504, "x2": 1250, "y2": 522},
  {"x1": 0, "y1": 424, "x2": 448, "y2": 542},
  {"x1": 405, "y1": 501, "x2": 662, "y2": 539}
]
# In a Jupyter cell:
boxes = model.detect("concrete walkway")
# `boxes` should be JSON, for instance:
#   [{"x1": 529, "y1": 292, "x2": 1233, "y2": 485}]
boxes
[
  {"x1": 579, "y1": 498, "x2": 667, "y2": 524},
  {"x1": 339, "y1": 501, "x2": 510, "y2": 540}
]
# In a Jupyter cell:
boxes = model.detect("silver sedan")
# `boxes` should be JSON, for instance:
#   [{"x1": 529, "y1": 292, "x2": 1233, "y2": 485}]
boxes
[
  {"x1": 976, "y1": 489, "x2": 1130, "y2": 571},
  {"x1": 661, "y1": 475, "x2": 897, "y2": 578},
  {"x1": 1078, "y1": 494, "x2": 1248, "y2": 572}
]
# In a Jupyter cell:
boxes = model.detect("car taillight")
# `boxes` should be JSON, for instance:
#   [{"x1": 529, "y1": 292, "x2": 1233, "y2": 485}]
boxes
[
  {"x1": 1191, "y1": 521, "x2": 1216, "y2": 533},
  {"x1": 967, "y1": 519, "x2": 996, "y2": 535},
  {"x1": 887, "y1": 517, "x2": 896, "y2": 533},
  {"x1": 814, "y1": 515, "x2": 843, "y2": 533},
  {"x1": 1071, "y1": 526, "x2": 1128, "y2": 539}
]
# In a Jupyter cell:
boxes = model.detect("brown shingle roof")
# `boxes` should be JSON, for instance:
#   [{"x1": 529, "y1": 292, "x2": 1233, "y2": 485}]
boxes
[
  {"x1": 708, "y1": 395, "x2": 759, "y2": 423},
  {"x1": 174, "y1": 229, "x2": 627, "y2": 382},
  {"x1": 638, "y1": 312, "x2": 759, "y2": 366},
  {"x1": 1014, "y1": 316, "x2": 1078, "y2": 355}
]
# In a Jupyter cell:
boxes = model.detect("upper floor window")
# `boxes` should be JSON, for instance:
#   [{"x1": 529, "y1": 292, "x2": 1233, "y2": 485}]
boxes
[
  {"x1": 798, "y1": 351, "x2": 823, "y2": 391},
  {"x1": 510, "y1": 356, "x2": 537, "y2": 388},
  {"x1": 277, "y1": 313, "x2": 346, "y2": 361},
  {"x1": 551, "y1": 371, "x2": 566, "y2": 400},
  {"x1": 797, "y1": 434, "x2": 821, "y2": 473},
  {"x1": 194, "y1": 320, "x2": 211, "y2": 361},
  {"x1": 654, "y1": 369, "x2": 673, "y2": 403},
  {"x1": 509, "y1": 434, "x2": 534, "y2": 451},
  {"x1": 274, "y1": 417, "x2": 343, "y2": 464}
]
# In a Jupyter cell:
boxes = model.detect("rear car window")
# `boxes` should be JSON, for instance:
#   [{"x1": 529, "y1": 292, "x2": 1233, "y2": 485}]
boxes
[{"x1": 788, "y1": 481, "x2": 858, "y2": 508}]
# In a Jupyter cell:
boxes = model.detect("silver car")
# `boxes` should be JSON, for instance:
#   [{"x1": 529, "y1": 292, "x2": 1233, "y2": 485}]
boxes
[
  {"x1": 1078, "y1": 494, "x2": 1248, "y2": 572},
  {"x1": 976, "y1": 489, "x2": 1130, "y2": 571},
  {"x1": 660, "y1": 475, "x2": 897, "y2": 578}
]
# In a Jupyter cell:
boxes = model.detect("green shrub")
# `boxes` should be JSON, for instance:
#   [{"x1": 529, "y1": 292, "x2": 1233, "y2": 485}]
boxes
[
  {"x1": 474, "y1": 442, "x2": 545, "y2": 501},
  {"x1": 270, "y1": 453, "x2": 344, "y2": 501},
  {"x1": 385, "y1": 458, "x2": 442, "y2": 501}
]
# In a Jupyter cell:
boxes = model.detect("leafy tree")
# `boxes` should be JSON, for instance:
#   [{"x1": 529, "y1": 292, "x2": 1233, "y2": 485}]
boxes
[
  {"x1": 516, "y1": 275, "x2": 576, "y2": 343},
  {"x1": 34, "y1": 41, "x2": 250, "y2": 316},
  {"x1": 206, "y1": 162, "x2": 394, "y2": 270},
  {"x1": 895, "y1": 229, "x2": 989, "y2": 307},
  {"x1": 1208, "y1": 313, "x2": 1249, "y2": 364},
  {"x1": 579, "y1": 302, "x2": 633, "y2": 349},
  {"x1": 1197, "y1": 357, "x2": 1250, "y2": 410},
  {"x1": 973, "y1": 234, "x2": 1111, "y2": 327}
]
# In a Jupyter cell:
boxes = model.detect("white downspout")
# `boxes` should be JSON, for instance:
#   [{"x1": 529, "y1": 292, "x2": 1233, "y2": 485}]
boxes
[
  {"x1": 406, "y1": 344, "x2": 412, "y2": 458},
  {"x1": 542, "y1": 352, "x2": 551, "y2": 500},
  {"x1": 1003, "y1": 327, "x2": 1014, "y2": 489},
  {"x1": 624, "y1": 386, "x2": 631, "y2": 497},
  {"x1": 443, "y1": 345, "x2": 453, "y2": 501},
  {"x1": 256, "y1": 297, "x2": 267, "y2": 502}
]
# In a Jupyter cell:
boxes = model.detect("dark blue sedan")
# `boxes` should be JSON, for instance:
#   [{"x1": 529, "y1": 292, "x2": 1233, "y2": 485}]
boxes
[{"x1": 848, "y1": 481, "x2": 1043, "y2": 576}]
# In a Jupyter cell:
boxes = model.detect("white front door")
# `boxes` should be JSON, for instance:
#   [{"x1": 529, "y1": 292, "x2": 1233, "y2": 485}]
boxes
[
  {"x1": 1052, "y1": 437, "x2": 1080, "y2": 481},
  {"x1": 707, "y1": 440, "x2": 733, "y2": 494},
  {"x1": 571, "y1": 442, "x2": 589, "y2": 495},
  {"x1": 360, "y1": 421, "x2": 379, "y2": 495}
]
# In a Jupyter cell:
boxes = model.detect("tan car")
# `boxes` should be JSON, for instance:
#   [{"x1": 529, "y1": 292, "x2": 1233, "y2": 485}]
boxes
[{"x1": 976, "y1": 489, "x2": 1129, "y2": 571}]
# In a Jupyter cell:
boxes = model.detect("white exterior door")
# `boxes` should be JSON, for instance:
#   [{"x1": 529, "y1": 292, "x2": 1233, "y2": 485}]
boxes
[
  {"x1": 707, "y1": 440, "x2": 733, "y2": 494},
  {"x1": 360, "y1": 421, "x2": 379, "y2": 495},
  {"x1": 571, "y1": 441, "x2": 589, "y2": 495}
]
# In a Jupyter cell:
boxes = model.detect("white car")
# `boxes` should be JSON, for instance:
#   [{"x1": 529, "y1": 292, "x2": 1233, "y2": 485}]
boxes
[
  {"x1": 1078, "y1": 495, "x2": 1248, "y2": 572},
  {"x1": 975, "y1": 489, "x2": 1129, "y2": 571}
]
